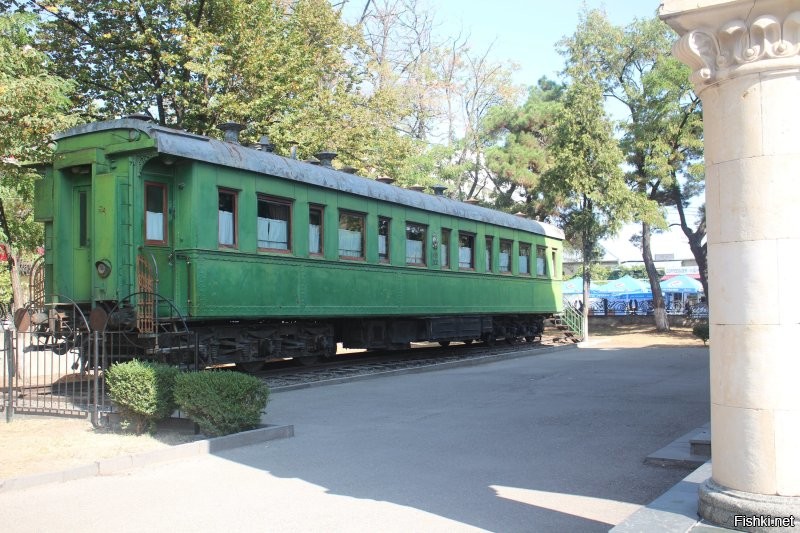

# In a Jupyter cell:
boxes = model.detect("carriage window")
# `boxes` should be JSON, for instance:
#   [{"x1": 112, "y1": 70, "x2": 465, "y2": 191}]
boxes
[
  {"x1": 519, "y1": 243, "x2": 531, "y2": 275},
  {"x1": 145, "y1": 183, "x2": 167, "y2": 244},
  {"x1": 485, "y1": 236, "x2": 494, "y2": 272},
  {"x1": 309, "y1": 205, "x2": 323, "y2": 255},
  {"x1": 499, "y1": 239, "x2": 512, "y2": 273},
  {"x1": 441, "y1": 229, "x2": 451, "y2": 269},
  {"x1": 552, "y1": 249, "x2": 558, "y2": 279},
  {"x1": 218, "y1": 189, "x2": 237, "y2": 247},
  {"x1": 378, "y1": 217, "x2": 390, "y2": 263},
  {"x1": 339, "y1": 211, "x2": 364, "y2": 259},
  {"x1": 406, "y1": 223, "x2": 427, "y2": 265},
  {"x1": 536, "y1": 246, "x2": 547, "y2": 277},
  {"x1": 257, "y1": 196, "x2": 291, "y2": 251},
  {"x1": 458, "y1": 232, "x2": 475, "y2": 269}
]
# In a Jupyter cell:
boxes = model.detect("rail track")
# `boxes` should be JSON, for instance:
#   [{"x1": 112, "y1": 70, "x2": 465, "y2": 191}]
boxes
[{"x1": 257, "y1": 334, "x2": 572, "y2": 391}]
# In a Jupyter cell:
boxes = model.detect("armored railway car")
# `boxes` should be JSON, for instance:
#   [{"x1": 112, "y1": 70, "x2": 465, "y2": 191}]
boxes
[{"x1": 32, "y1": 118, "x2": 564, "y2": 367}]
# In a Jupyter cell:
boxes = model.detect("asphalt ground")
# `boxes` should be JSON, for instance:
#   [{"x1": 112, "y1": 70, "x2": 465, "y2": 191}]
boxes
[{"x1": 0, "y1": 343, "x2": 709, "y2": 532}]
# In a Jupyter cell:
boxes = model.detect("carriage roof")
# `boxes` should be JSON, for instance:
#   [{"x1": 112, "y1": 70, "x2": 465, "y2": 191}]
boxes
[{"x1": 56, "y1": 119, "x2": 564, "y2": 240}]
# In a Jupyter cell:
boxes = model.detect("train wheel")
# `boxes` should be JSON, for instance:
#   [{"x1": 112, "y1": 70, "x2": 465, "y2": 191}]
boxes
[
  {"x1": 296, "y1": 356, "x2": 321, "y2": 367},
  {"x1": 463, "y1": 339, "x2": 473, "y2": 345},
  {"x1": 481, "y1": 335, "x2": 495, "y2": 347},
  {"x1": 438, "y1": 341, "x2": 451, "y2": 347}
]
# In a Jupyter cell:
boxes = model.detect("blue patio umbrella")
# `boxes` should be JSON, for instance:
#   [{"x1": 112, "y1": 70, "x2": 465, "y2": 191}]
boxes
[
  {"x1": 562, "y1": 276, "x2": 584, "y2": 294},
  {"x1": 595, "y1": 274, "x2": 652, "y2": 299},
  {"x1": 660, "y1": 274, "x2": 703, "y2": 294},
  {"x1": 562, "y1": 276, "x2": 611, "y2": 297}
]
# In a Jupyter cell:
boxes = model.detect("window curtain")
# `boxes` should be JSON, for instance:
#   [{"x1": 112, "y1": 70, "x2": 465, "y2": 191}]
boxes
[
  {"x1": 406, "y1": 240, "x2": 423, "y2": 263},
  {"x1": 378, "y1": 235, "x2": 388, "y2": 258},
  {"x1": 258, "y1": 217, "x2": 288, "y2": 249},
  {"x1": 146, "y1": 211, "x2": 164, "y2": 241},
  {"x1": 537, "y1": 257, "x2": 546, "y2": 276},
  {"x1": 459, "y1": 247, "x2": 472, "y2": 268},
  {"x1": 219, "y1": 211, "x2": 234, "y2": 245},
  {"x1": 309, "y1": 224, "x2": 321, "y2": 253},
  {"x1": 338, "y1": 228, "x2": 362, "y2": 256},
  {"x1": 519, "y1": 256, "x2": 529, "y2": 274},
  {"x1": 499, "y1": 252, "x2": 510, "y2": 272},
  {"x1": 440, "y1": 246, "x2": 448, "y2": 266}
]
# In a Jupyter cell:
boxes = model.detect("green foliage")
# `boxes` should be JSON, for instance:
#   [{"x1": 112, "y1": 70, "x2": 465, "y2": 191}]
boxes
[
  {"x1": 174, "y1": 371, "x2": 269, "y2": 437},
  {"x1": 692, "y1": 323, "x2": 709, "y2": 345},
  {"x1": 105, "y1": 360, "x2": 180, "y2": 435},
  {"x1": 0, "y1": 12, "x2": 76, "y2": 309},
  {"x1": 560, "y1": 9, "x2": 706, "y2": 319},
  {"x1": 14, "y1": 0, "x2": 414, "y2": 180},
  {"x1": 484, "y1": 77, "x2": 565, "y2": 219}
]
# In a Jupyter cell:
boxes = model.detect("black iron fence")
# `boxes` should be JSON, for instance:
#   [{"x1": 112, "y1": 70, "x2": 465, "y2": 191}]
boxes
[{"x1": 571, "y1": 298, "x2": 709, "y2": 318}]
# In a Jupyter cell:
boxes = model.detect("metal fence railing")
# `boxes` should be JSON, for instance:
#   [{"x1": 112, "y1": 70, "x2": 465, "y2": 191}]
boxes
[{"x1": 2, "y1": 328, "x2": 198, "y2": 427}]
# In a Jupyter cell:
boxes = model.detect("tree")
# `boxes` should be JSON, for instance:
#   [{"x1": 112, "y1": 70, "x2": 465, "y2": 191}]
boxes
[
  {"x1": 561, "y1": 10, "x2": 705, "y2": 330},
  {"x1": 0, "y1": 12, "x2": 75, "y2": 310},
  {"x1": 484, "y1": 77, "x2": 565, "y2": 219},
  {"x1": 542, "y1": 77, "x2": 644, "y2": 340},
  {"x1": 7, "y1": 0, "x2": 414, "y2": 178}
]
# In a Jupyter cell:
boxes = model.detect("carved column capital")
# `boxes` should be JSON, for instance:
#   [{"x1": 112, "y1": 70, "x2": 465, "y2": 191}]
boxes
[
  {"x1": 676, "y1": 12, "x2": 800, "y2": 90},
  {"x1": 662, "y1": 1, "x2": 800, "y2": 93}
]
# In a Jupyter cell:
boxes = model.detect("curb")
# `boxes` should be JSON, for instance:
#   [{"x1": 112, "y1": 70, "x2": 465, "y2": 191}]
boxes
[{"x1": 0, "y1": 423, "x2": 294, "y2": 493}]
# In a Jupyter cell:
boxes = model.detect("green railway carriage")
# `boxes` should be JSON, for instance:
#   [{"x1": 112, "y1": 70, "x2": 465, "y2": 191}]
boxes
[{"x1": 33, "y1": 118, "x2": 564, "y2": 366}]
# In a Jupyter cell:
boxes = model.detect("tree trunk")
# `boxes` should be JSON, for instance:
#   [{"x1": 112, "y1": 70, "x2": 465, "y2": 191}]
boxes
[
  {"x1": 581, "y1": 233, "x2": 590, "y2": 341},
  {"x1": 641, "y1": 221, "x2": 670, "y2": 331},
  {"x1": 8, "y1": 251, "x2": 25, "y2": 312},
  {"x1": 672, "y1": 187, "x2": 709, "y2": 299}
]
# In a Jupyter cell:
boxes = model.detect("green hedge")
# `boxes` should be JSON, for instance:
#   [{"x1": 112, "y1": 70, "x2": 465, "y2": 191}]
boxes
[
  {"x1": 105, "y1": 360, "x2": 179, "y2": 434},
  {"x1": 692, "y1": 323, "x2": 710, "y2": 345},
  {"x1": 174, "y1": 371, "x2": 269, "y2": 437}
]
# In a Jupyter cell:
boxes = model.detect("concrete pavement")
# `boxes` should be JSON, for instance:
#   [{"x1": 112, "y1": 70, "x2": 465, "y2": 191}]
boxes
[{"x1": 0, "y1": 343, "x2": 710, "y2": 532}]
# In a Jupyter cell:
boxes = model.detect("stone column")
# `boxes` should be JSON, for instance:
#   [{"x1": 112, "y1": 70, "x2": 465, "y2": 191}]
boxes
[{"x1": 660, "y1": 0, "x2": 800, "y2": 530}]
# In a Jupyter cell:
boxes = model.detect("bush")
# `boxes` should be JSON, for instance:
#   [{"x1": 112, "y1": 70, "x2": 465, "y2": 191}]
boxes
[
  {"x1": 174, "y1": 371, "x2": 269, "y2": 437},
  {"x1": 692, "y1": 323, "x2": 710, "y2": 345},
  {"x1": 105, "y1": 360, "x2": 180, "y2": 434}
]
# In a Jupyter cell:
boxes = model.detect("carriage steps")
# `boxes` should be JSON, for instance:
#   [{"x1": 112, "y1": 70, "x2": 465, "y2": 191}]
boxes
[{"x1": 547, "y1": 314, "x2": 580, "y2": 344}]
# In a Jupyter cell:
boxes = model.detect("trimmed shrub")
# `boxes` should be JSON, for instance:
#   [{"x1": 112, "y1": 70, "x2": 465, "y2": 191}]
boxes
[
  {"x1": 174, "y1": 371, "x2": 269, "y2": 437},
  {"x1": 105, "y1": 360, "x2": 180, "y2": 434},
  {"x1": 692, "y1": 323, "x2": 710, "y2": 345}
]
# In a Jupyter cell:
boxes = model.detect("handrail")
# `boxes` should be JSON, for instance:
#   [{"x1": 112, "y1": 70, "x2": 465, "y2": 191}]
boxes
[{"x1": 560, "y1": 297, "x2": 584, "y2": 340}]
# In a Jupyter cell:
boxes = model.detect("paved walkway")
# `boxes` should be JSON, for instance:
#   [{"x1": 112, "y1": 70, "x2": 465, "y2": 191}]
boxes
[{"x1": 0, "y1": 344, "x2": 710, "y2": 532}]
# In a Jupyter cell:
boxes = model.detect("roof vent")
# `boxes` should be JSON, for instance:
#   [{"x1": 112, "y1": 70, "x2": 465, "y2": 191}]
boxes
[
  {"x1": 514, "y1": 211, "x2": 527, "y2": 218},
  {"x1": 257, "y1": 135, "x2": 275, "y2": 153},
  {"x1": 124, "y1": 112, "x2": 152, "y2": 122},
  {"x1": 432, "y1": 184, "x2": 447, "y2": 196},
  {"x1": 217, "y1": 122, "x2": 246, "y2": 144},
  {"x1": 464, "y1": 198, "x2": 480, "y2": 205},
  {"x1": 376, "y1": 177, "x2": 395, "y2": 185},
  {"x1": 341, "y1": 165, "x2": 358, "y2": 174},
  {"x1": 315, "y1": 151, "x2": 337, "y2": 168},
  {"x1": 305, "y1": 158, "x2": 321, "y2": 165},
  {"x1": 409, "y1": 184, "x2": 425, "y2": 192}
]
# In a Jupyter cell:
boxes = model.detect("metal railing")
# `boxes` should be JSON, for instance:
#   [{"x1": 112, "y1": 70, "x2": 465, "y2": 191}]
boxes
[
  {"x1": 2, "y1": 328, "x2": 198, "y2": 427},
  {"x1": 558, "y1": 299, "x2": 584, "y2": 340}
]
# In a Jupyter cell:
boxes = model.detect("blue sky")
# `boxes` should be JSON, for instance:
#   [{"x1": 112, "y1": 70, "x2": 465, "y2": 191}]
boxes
[
  {"x1": 427, "y1": 0, "x2": 661, "y2": 88},
  {"x1": 342, "y1": 0, "x2": 697, "y2": 264}
]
